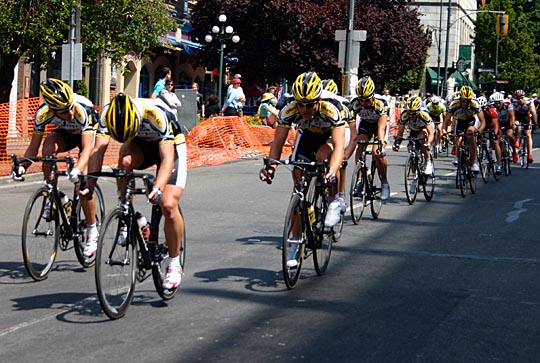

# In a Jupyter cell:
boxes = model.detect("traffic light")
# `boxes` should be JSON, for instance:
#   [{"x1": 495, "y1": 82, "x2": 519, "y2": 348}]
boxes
[{"x1": 496, "y1": 14, "x2": 509, "y2": 36}]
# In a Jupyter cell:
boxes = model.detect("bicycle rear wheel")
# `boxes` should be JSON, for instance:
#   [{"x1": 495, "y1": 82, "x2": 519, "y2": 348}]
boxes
[
  {"x1": 404, "y1": 154, "x2": 418, "y2": 205},
  {"x1": 468, "y1": 159, "x2": 477, "y2": 194},
  {"x1": 312, "y1": 184, "x2": 333, "y2": 275},
  {"x1": 74, "y1": 184, "x2": 105, "y2": 268},
  {"x1": 478, "y1": 145, "x2": 489, "y2": 183},
  {"x1": 95, "y1": 207, "x2": 137, "y2": 319},
  {"x1": 370, "y1": 161, "x2": 383, "y2": 219},
  {"x1": 21, "y1": 186, "x2": 59, "y2": 281},
  {"x1": 422, "y1": 155, "x2": 435, "y2": 202},
  {"x1": 282, "y1": 194, "x2": 305, "y2": 289},
  {"x1": 152, "y1": 205, "x2": 185, "y2": 300},
  {"x1": 349, "y1": 162, "x2": 366, "y2": 224}
]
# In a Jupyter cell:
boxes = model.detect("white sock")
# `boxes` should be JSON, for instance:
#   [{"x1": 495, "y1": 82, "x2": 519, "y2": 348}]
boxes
[
  {"x1": 167, "y1": 256, "x2": 181, "y2": 269},
  {"x1": 86, "y1": 223, "x2": 98, "y2": 238}
]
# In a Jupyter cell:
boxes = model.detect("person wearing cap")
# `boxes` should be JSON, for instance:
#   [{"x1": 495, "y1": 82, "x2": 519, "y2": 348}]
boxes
[
  {"x1": 221, "y1": 78, "x2": 245, "y2": 116},
  {"x1": 258, "y1": 92, "x2": 279, "y2": 128}
]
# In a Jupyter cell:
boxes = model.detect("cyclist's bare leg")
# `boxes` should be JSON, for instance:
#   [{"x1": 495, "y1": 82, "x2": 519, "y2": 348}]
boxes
[
  {"x1": 436, "y1": 122, "x2": 443, "y2": 148},
  {"x1": 41, "y1": 132, "x2": 66, "y2": 182},
  {"x1": 526, "y1": 127, "x2": 533, "y2": 160},
  {"x1": 506, "y1": 128, "x2": 517, "y2": 153},
  {"x1": 467, "y1": 126, "x2": 477, "y2": 161},
  {"x1": 316, "y1": 143, "x2": 338, "y2": 196},
  {"x1": 493, "y1": 130, "x2": 502, "y2": 164},
  {"x1": 161, "y1": 184, "x2": 184, "y2": 259},
  {"x1": 372, "y1": 143, "x2": 388, "y2": 182},
  {"x1": 117, "y1": 142, "x2": 145, "y2": 192}
]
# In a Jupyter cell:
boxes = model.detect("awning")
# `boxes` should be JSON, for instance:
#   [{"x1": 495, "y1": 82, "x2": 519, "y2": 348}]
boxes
[
  {"x1": 158, "y1": 34, "x2": 202, "y2": 55},
  {"x1": 426, "y1": 67, "x2": 442, "y2": 86},
  {"x1": 452, "y1": 70, "x2": 479, "y2": 92}
]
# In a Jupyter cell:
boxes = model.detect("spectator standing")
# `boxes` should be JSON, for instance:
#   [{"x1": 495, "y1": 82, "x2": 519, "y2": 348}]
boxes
[
  {"x1": 151, "y1": 66, "x2": 172, "y2": 99},
  {"x1": 192, "y1": 82, "x2": 204, "y2": 118},
  {"x1": 221, "y1": 78, "x2": 244, "y2": 116},
  {"x1": 159, "y1": 80, "x2": 182, "y2": 112}
]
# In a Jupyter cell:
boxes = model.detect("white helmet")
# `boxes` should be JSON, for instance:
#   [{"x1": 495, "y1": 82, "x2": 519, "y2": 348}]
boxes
[
  {"x1": 477, "y1": 96, "x2": 488, "y2": 107},
  {"x1": 430, "y1": 96, "x2": 441, "y2": 104},
  {"x1": 489, "y1": 92, "x2": 504, "y2": 103}
]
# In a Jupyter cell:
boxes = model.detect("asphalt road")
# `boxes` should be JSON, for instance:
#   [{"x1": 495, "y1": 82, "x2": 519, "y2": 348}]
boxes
[{"x1": 1, "y1": 144, "x2": 539, "y2": 363}]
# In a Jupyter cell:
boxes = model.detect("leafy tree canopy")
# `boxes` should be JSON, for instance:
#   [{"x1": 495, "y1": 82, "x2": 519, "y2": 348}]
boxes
[
  {"x1": 0, "y1": 0, "x2": 176, "y2": 103},
  {"x1": 191, "y1": 0, "x2": 430, "y2": 94},
  {"x1": 476, "y1": 0, "x2": 540, "y2": 93}
]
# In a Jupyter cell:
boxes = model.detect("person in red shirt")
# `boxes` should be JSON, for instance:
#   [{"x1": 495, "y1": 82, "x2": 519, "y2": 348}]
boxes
[{"x1": 478, "y1": 96, "x2": 503, "y2": 175}]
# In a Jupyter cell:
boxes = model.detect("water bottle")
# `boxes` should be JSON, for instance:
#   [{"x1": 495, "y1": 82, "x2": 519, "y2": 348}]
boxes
[
  {"x1": 60, "y1": 192, "x2": 72, "y2": 216},
  {"x1": 135, "y1": 211, "x2": 150, "y2": 239}
]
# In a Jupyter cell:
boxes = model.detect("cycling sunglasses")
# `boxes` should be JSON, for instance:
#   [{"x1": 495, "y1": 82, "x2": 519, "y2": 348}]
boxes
[
  {"x1": 297, "y1": 101, "x2": 318, "y2": 108},
  {"x1": 57, "y1": 104, "x2": 74, "y2": 115}
]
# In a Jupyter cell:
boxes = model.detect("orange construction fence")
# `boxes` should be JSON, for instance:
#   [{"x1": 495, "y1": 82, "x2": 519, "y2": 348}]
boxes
[{"x1": 0, "y1": 97, "x2": 295, "y2": 176}]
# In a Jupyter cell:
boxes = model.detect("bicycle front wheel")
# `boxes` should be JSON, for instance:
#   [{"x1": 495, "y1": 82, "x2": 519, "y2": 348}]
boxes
[
  {"x1": 478, "y1": 145, "x2": 489, "y2": 183},
  {"x1": 422, "y1": 155, "x2": 435, "y2": 202},
  {"x1": 312, "y1": 186, "x2": 333, "y2": 276},
  {"x1": 468, "y1": 159, "x2": 477, "y2": 194},
  {"x1": 404, "y1": 154, "x2": 418, "y2": 205},
  {"x1": 21, "y1": 187, "x2": 59, "y2": 281},
  {"x1": 74, "y1": 184, "x2": 106, "y2": 268},
  {"x1": 152, "y1": 206, "x2": 185, "y2": 300},
  {"x1": 370, "y1": 161, "x2": 383, "y2": 219},
  {"x1": 95, "y1": 207, "x2": 137, "y2": 319},
  {"x1": 349, "y1": 162, "x2": 366, "y2": 225},
  {"x1": 282, "y1": 194, "x2": 305, "y2": 290}
]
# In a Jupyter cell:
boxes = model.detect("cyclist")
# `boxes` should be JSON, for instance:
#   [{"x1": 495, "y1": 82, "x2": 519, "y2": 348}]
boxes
[
  {"x1": 443, "y1": 86, "x2": 485, "y2": 173},
  {"x1": 511, "y1": 89, "x2": 537, "y2": 164},
  {"x1": 259, "y1": 71, "x2": 346, "y2": 267},
  {"x1": 12, "y1": 78, "x2": 101, "y2": 255},
  {"x1": 426, "y1": 96, "x2": 447, "y2": 153},
  {"x1": 350, "y1": 76, "x2": 391, "y2": 200},
  {"x1": 321, "y1": 79, "x2": 355, "y2": 213},
  {"x1": 490, "y1": 91, "x2": 517, "y2": 163},
  {"x1": 392, "y1": 96, "x2": 435, "y2": 175},
  {"x1": 478, "y1": 96, "x2": 503, "y2": 175},
  {"x1": 99, "y1": 93, "x2": 187, "y2": 291}
]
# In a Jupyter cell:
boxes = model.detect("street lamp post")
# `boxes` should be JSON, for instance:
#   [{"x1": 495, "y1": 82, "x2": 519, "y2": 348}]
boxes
[
  {"x1": 442, "y1": 5, "x2": 505, "y2": 98},
  {"x1": 205, "y1": 14, "x2": 240, "y2": 108}
]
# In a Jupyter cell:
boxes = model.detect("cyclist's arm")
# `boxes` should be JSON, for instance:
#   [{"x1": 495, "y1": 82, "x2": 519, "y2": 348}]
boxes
[
  {"x1": 74, "y1": 131, "x2": 95, "y2": 173},
  {"x1": 425, "y1": 123, "x2": 435, "y2": 145},
  {"x1": 80, "y1": 135, "x2": 110, "y2": 196},
  {"x1": 268, "y1": 126, "x2": 289, "y2": 162},
  {"x1": 152, "y1": 142, "x2": 174, "y2": 200},
  {"x1": 530, "y1": 103, "x2": 538, "y2": 125},
  {"x1": 442, "y1": 111, "x2": 453, "y2": 134},
  {"x1": 477, "y1": 111, "x2": 486, "y2": 133},
  {"x1": 20, "y1": 133, "x2": 44, "y2": 170},
  {"x1": 329, "y1": 127, "x2": 345, "y2": 177},
  {"x1": 377, "y1": 114, "x2": 387, "y2": 146},
  {"x1": 344, "y1": 121, "x2": 357, "y2": 159}
]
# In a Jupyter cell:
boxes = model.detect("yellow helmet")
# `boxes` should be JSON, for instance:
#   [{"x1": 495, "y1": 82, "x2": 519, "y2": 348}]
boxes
[
  {"x1": 356, "y1": 76, "x2": 375, "y2": 98},
  {"x1": 459, "y1": 86, "x2": 474, "y2": 100},
  {"x1": 40, "y1": 78, "x2": 74, "y2": 110},
  {"x1": 292, "y1": 72, "x2": 322, "y2": 102},
  {"x1": 322, "y1": 79, "x2": 338, "y2": 94},
  {"x1": 103, "y1": 93, "x2": 141, "y2": 143},
  {"x1": 406, "y1": 96, "x2": 422, "y2": 112}
]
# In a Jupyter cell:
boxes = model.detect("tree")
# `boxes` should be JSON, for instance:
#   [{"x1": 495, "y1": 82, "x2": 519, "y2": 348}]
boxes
[
  {"x1": 191, "y1": 0, "x2": 430, "y2": 93},
  {"x1": 0, "y1": 0, "x2": 176, "y2": 104},
  {"x1": 476, "y1": 0, "x2": 540, "y2": 92}
]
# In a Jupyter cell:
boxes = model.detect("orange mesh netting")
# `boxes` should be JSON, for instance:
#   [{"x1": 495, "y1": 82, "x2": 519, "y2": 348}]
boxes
[{"x1": 0, "y1": 97, "x2": 294, "y2": 176}]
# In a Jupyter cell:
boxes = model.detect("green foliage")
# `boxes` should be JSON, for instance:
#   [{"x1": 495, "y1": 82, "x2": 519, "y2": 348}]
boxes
[
  {"x1": 476, "y1": 0, "x2": 540, "y2": 92},
  {"x1": 75, "y1": 78, "x2": 89, "y2": 98},
  {"x1": 0, "y1": 0, "x2": 176, "y2": 103},
  {"x1": 191, "y1": 0, "x2": 430, "y2": 92}
]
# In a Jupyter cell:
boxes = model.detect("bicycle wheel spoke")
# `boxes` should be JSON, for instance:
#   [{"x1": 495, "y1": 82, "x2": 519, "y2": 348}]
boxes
[
  {"x1": 349, "y1": 162, "x2": 365, "y2": 224},
  {"x1": 95, "y1": 208, "x2": 136, "y2": 319},
  {"x1": 282, "y1": 195, "x2": 304, "y2": 289},
  {"x1": 22, "y1": 187, "x2": 59, "y2": 281}
]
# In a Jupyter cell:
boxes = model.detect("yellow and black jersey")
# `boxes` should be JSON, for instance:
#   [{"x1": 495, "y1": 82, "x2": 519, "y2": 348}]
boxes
[
  {"x1": 278, "y1": 100, "x2": 346, "y2": 134},
  {"x1": 34, "y1": 94, "x2": 98, "y2": 135},
  {"x1": 399, "y1": 109, "x2": 433, "y2": 132},
  {"x1": 447, "y1": 99, "x2": 481, "y2": 121},
  {"x1": 350, "y1": 96, "x2": 388, "y2": 123},
  {"x1": 98, "y1": 98, "x2": 185, "y2": 145}
]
